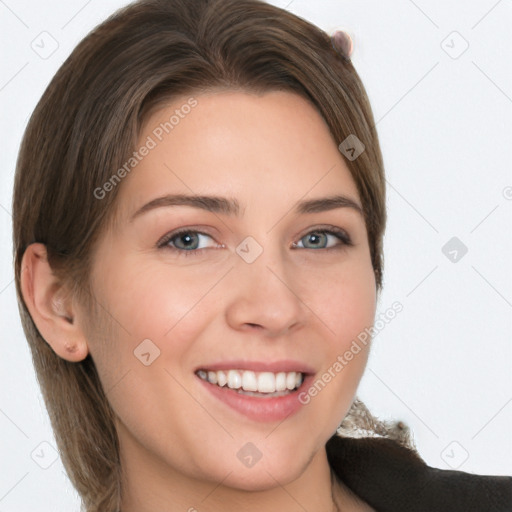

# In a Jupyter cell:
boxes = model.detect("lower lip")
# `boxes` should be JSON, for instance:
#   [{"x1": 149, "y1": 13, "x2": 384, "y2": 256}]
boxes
[{"x1": 196, "y1": 374, "x2": 315, "y2": 422}]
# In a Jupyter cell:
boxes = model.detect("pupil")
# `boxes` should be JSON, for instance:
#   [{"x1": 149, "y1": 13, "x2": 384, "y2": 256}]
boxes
[
  {"x1": 309, "y1": 233, "x2": 321, "y2": 245},
  {"x1": 303, "y1": 232, "x2": 328, "y2": 249},
  {"x1": 180, "y1": 233, "x2": 196, "y2": 248}
]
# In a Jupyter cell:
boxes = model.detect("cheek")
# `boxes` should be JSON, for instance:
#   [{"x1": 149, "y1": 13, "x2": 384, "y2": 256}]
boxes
[
  {"x1": 331, "y1": 271, "x2": 376, "y2": 347},
  {"x1": 85, "y1": 255, "x2": 221, "y2": 397},
  {"x1": 296, "y1": 252, "x2": 377, "y2": 347},
  {"x1": 92, "y1": 254, "x2": 218, "y2": 340},
  {"x1": 296, "y1": 262, "x2": 375, "y2": 433}
]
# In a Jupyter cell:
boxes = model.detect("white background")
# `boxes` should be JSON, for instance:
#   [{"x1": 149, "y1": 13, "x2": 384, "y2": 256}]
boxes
[{"x1": 0, "y1": 0, "x2": 511, "y2": 510}]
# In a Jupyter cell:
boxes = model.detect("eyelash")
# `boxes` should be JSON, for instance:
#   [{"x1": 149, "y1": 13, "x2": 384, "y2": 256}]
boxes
[{"x1": 156, "y1": 226, "x2": 353, "y2": 257}]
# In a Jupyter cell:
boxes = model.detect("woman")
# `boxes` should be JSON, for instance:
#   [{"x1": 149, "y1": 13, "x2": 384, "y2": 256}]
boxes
[{"x1": 12, "y1": 0, "x2": 512, "y2": 510}]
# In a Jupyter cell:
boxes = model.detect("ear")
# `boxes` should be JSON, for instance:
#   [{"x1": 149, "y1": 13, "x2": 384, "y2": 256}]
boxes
[{"x1": 20, "y1": 243, "x2": 89, "y2": 362}]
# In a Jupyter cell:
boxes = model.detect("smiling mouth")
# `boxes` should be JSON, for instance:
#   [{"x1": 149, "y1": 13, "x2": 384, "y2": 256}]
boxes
[{"x1": 195, "y1": 369, "x2": 304, "y2": 397}]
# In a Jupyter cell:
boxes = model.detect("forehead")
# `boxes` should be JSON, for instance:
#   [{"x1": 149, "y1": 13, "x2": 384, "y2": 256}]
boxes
[{"x1": 115, "y1": 90, "x2": 360, "y2": 220}]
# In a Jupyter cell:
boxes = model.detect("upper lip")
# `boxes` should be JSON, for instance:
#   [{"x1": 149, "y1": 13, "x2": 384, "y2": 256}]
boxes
[{"x1": 195, "y1": 360, "x2": 316, "y2": 375}]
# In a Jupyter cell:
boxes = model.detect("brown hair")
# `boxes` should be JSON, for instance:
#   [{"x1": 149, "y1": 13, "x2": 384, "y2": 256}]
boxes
[{"x1": 12, "y1": 0, "x2": 400, "y2": 509}]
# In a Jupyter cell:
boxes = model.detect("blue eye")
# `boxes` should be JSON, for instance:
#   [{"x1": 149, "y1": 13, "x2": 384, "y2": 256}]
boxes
[
  {"x1": 293, "y1": 228, "x2": 352, "y2": 250},
  {"x1": 158, "y1": 230, "x2": 218, "y2": 252},
  {"x1": 299, "y1": 232, "x2": 334, "y2": 249},
  {"x1": 157, "y1": 227, "x2": 352, "y2": 256}
]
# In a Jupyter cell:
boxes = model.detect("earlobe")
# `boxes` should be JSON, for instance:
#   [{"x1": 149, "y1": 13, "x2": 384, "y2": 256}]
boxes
[{"x1": 20, "y1": 243, "x2": 89, "y2": 362}]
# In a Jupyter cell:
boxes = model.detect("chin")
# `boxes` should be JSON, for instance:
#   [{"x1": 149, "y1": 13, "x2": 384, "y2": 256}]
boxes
[
  {"x1": 193, "y1": 441, "x2": 314, "y2": 492},
  {"x1": 221, "y1": 461, "x2": 308, "y2": 492}
]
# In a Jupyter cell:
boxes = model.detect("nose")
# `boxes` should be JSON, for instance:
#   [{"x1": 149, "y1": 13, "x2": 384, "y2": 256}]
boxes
[{"x1": 224, "y1": 242, "x2": 306, "y2": 338}]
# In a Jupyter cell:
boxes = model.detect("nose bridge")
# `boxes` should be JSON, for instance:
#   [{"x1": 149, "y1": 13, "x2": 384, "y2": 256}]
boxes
[{"x1": 224, "y1": 234, "x2": 304, "y2": 335}]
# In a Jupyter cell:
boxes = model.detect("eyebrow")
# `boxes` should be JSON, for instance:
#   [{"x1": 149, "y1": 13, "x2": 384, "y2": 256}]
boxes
[{"x1": 129, "y1": 193, "x2": 364, "y2": 222}]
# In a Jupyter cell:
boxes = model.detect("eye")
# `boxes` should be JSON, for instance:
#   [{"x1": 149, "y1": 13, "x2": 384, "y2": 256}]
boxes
[
  {"x1": 293, "y1": 227, "x2": 352, "y2": 250},
  {"x1": 157, "y1": 229, "x2": 221, "y2": 254},
  {"x1": 157, "y1": 226, "x2": 352, "y2": 256}
]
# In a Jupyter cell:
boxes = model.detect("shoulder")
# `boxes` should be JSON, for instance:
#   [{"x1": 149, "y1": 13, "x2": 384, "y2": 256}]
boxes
[{"x1": 326, "y1": 433, "x2": 512, "y2": 512}]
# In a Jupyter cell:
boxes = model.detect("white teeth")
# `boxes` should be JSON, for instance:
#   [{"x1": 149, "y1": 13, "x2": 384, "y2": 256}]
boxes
[
  {"x1": 217, "y1": 370, "x2": 227, "y2": 387},
  {"x1": 197, "y1": 369, "x2": 305, "y2": 394},
  {"x1": 242, "y1": 371, "x2": 258, "y2": 391},
  {"x1": 227, "y1": 369, "x2": 242, "y2": 389},
  {"x1": 275, "y1": 372, "x2": 287, "y2": 391},
  {"x1": 258, "y1": 372, "x2": 276, "y2": 393},
  {"x1": 286, "y1": 371, "x2": 297, "y2": 390}
]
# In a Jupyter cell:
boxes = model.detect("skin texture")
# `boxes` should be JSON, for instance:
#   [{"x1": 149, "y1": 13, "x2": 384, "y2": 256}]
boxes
[{"x1": 21, "y1": 90, "x2": 377, "y2": 511}]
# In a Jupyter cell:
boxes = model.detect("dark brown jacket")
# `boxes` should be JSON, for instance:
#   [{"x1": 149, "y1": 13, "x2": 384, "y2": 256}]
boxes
[{"x1": 326, "y1": 434, "x2": 512, "y2": 511}]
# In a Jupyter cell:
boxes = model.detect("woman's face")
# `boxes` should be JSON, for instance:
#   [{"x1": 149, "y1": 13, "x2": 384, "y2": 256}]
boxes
[{"x1": 83, "y1": 90, "x2": 376, "y2": 492}]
